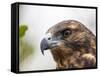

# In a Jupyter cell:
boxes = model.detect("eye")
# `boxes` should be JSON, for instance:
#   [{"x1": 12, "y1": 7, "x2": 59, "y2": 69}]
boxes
[{"x1": 63, "y1": 29, "x2": 71, "y2": 37}]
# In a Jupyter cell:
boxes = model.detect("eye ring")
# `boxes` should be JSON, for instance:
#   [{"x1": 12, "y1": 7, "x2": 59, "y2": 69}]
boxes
[{"x1": 63, "y1": 29, "x2": 71, "y2": 37}]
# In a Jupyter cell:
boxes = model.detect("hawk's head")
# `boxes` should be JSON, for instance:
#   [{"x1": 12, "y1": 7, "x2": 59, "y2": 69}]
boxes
[{"x1": 40, "y1": 20, "x2": 96, "y2": 68}]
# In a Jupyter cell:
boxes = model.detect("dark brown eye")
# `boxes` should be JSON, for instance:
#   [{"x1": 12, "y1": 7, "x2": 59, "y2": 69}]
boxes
[{"x1": 63, "y1": 29, "x2": 71, "y2": 37}]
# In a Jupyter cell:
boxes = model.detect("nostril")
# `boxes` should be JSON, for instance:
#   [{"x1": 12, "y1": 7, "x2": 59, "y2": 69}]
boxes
[{"x1": 48, "y1": 37, "x2": 51, "y2": 40}]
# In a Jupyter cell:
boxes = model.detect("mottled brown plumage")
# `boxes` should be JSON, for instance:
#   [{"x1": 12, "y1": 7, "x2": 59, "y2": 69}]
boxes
[{"x1": 40, "y1": 20, "x2": 96, "y2": 69}]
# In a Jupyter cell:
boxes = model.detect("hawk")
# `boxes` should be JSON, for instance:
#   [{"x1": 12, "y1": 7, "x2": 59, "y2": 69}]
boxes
[{"x1": 40, "y1": 20, "x2": 96, "y2": 69}]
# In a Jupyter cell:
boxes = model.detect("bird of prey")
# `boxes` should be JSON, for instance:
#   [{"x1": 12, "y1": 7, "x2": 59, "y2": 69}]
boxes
[{"x1": 40, "y1": 20, "x2": 96, "y2": 69}]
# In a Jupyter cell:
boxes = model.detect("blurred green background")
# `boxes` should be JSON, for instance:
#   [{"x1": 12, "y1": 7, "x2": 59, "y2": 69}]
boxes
[{"x1": 19, "y1": 25, "x2": 34, "y2": 63}]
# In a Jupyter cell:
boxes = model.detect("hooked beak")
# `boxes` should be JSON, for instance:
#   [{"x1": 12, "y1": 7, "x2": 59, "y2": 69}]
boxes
[
  {"x1": 40, "y1": 33, "x2": 59, "y2": 55},
  {"x1": 40, "y1": 38, "x2": 49, "y2": 55}
]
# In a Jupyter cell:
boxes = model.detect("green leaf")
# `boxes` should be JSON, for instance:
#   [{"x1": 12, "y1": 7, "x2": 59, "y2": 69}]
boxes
[{"x1": 19, "y1": 25, "x2": 28, "y2": 38}]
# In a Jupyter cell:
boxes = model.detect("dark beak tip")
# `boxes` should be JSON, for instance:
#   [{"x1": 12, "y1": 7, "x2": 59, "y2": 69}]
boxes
[
  {"x1": 40, "y1": 46, "x2": 44, "y2": 55},
  {"x1": 42, "y1": 51, "x2": 44, "y2": 55}
]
